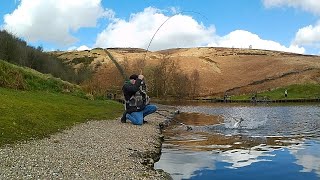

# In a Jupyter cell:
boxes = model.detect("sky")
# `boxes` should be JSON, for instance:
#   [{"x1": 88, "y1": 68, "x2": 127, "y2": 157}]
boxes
[{"x1": 1, "y1": 0, "x2": 320, "y2": 55}]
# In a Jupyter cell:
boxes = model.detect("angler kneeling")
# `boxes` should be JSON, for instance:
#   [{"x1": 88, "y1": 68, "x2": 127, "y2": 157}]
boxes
[{"x1": 121, "y1": 74, "x2": 157, "y2": 125}]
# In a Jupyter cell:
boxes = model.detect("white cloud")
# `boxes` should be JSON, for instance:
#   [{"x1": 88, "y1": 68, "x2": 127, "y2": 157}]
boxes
[
  {"x1": 76, "y1": 45, "x2": 91, "y2": 51},
  {"x1": 289, "y1": 141, "x2": 320, "y2": 176},
  {"x1": 94, "y1": 7, "x2": 215, "y2": 51},
  {"x1": 218, "y1": 145, "x2": 274, "y2": 169},
  {"x1": 4, "y1": 3, "x2": 305, "y2": 54},
  {"x1": 210, "y1": 30, "x2": 305, "y2": 54},
  {"x1": 155, "y1": 150, "x2": 215, "y2": 180},
  {"x1": 67, "y1": 45, "x2": 91, "y2": 51},
  {"x1": 3, "y1": 0, "x2": 110, "y2": 46},
  {"x1": 102, "y1": 9, "x2": 116, "y2": 19},
  {"x1": 293, "y1": 22, "x2": 320, "y2": 47},
  {"x1": 67, "y1": 46, "x2": 77, "y2": 51},
  {"x1": 263, "y1": 1, "x2": 320, "y2": 51},
  {"x1": 263, "y1": 0, "x2": 320, "y2": 15},
  {"x1": 95, "y1": 7, "x2": 304, "y2": 54}
]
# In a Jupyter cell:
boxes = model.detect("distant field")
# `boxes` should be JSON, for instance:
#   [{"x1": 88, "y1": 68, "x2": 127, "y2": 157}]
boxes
[
  {"x1": 0, "y1": 88, "x2": 123, "y2": 146},
  {"x1": 232, "y1": 83, "x2": 320, "y2": 100}
]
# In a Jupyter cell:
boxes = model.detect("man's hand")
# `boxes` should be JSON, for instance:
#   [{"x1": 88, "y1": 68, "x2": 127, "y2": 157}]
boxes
[{"x1": 138, "y1": 74, "x2": 144, "y2": 80}]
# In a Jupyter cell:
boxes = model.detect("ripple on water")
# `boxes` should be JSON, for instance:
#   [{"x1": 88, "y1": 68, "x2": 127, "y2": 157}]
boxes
[
  {"x1": 174, "y1": 105, "x2": 320, "y2": 138},
  {"x1": 156, "y1": 104, "x2": 320, "y2": 180}
]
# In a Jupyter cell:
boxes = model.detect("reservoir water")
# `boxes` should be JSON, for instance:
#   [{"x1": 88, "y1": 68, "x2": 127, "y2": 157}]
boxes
[{"x1": 155, "y1": 103, "x2": 320, "y2": 180}]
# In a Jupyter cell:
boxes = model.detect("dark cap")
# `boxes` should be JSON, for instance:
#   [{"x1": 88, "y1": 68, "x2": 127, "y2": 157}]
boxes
[{"x1": 129, "y1": 74, "x2": 138, "y2": 80}]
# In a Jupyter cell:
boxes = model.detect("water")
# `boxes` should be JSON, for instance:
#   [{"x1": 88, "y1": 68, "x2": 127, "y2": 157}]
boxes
[{"x1": 155, "y1": 103, "x2": 320, "y2": 180}]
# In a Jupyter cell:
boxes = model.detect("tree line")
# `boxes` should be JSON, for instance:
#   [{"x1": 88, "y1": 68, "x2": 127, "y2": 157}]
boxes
[
  {"x1": 0, "y1": 30, "x2": 89, "y2": 84},
  {"x1": 0, "y1": 30, "x2": 200, "y2": 97},
  {"x1": 82, "y1": 55, "x2": 201, "y2": 99}
]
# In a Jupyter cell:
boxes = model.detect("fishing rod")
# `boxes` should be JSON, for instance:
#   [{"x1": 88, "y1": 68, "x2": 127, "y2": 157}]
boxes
[
  {"x1": 104, "y1": 49, "x2": 128, "y2": 81},
  {"x1": 104, "y1": 10, "x2": 208, "y2": 80},
  {"x1": 143, "y1": 10, "x2": 209, "y2": 61}
]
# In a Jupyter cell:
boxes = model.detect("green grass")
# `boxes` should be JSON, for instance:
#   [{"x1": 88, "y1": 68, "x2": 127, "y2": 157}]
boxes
[
  {"x1": 0, "y1": 87, "x2": 123, "y2": 146},
  {"x1": 0, "y1": 59, "x2": 123, "y2": 147},
  {"x1": 72, "y1": 56, "x2": 95, "y2": 65},
  {"x1": 260, "y1": 83, "x2": 320, "y2": 99},
  {"x1": 0, "y1": 59, "x2": 84, "y2": 97},
  {"x1": 232, "y1": 83, "x2": 320, "y2": 100}
]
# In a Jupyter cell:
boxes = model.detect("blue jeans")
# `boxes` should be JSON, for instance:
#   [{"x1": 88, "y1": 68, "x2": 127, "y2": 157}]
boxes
[{"x1": 126, "y1": 104, "x2": 157, "y2": 125}]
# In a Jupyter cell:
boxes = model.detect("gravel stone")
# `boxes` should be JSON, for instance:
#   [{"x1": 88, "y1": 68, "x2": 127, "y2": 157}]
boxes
[{"x1": 0, "y1": 105, "x2": 175, "y2": 179}]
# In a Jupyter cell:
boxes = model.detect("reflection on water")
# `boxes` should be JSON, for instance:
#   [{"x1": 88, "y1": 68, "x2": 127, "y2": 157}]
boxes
[{"x1": 155, "y1": 103, "x2": 320, "y2": 180}]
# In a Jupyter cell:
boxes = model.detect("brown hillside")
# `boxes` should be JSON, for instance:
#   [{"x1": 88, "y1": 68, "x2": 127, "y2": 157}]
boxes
[{"x1": 50, "y1": 47, "x2": 320, "y2": 97}]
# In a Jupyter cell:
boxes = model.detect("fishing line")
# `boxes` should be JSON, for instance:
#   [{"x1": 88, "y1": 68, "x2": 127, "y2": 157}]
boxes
[
  {"x1": 155, "y1": 110, "x2": 193, "y2": 130},
  {"x1": 143, "y1": 10, "x2": 209, "y2": 61},
  {"x1": 105, "y1": 10, "x2": 209, "y2": 80},
  {"x1": 222, "y1": 112, "x2": 244, "y2": 128}
]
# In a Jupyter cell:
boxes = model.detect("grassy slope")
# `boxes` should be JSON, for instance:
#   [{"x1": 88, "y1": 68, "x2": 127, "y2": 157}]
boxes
[
  {"x1": 261, "y1": 84, "x2": 320, "y2": 99},
  {"x1": 0, "y1": 60, "x2": 123, "y2": 146},
  {"x1": 0, "y1": 59, "x2": 83, "y2": 96},
  {"x1": 232, "y1": 83, "x2": 320, "y2": 100}
]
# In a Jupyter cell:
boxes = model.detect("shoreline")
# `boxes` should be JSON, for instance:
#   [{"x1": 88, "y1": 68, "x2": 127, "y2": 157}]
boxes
[
  {"x1": 153, "y1": 98, "x2": 320, "y2": 104},
  {"x1": 196, "y1": 98, "x2": 320, "y2": 103},
  {"x1": 0, "y1": 104, "x2": 176, "y2": 179}
]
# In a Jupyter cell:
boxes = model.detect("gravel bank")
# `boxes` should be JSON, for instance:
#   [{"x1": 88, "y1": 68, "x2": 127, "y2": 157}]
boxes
[{"x1": 0, "y1": 105, "x2": 175, "y2": 179}]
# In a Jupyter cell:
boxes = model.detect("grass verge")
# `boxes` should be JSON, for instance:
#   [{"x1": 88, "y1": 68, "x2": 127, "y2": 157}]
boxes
[
  {"x1": 0, "y1": 88, "x2": 123, "y2": 146},
  {"x1": 232, "y1": 83, "x2": 320, "y2": 100}
]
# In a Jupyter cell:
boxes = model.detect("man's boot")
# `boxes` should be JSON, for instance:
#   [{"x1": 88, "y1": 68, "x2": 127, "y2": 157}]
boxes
[{"x1": 120, "y1": 112, "x2": 126, "y2": 123}]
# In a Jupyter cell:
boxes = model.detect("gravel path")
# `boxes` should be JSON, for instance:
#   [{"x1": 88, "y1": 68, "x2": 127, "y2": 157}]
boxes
[{"x1": 0, "y1": 105, "x2": 175, "y2": 179}]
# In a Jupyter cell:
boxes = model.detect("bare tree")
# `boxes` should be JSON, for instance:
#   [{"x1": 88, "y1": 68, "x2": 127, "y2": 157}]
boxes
[
  {"x1": 190, "y1": 69, "x2": 200, "y2": 97},
  {"x1": 173, "y1": 73, "x2": 190, "y2": 98},
  {"x1": 132, "y1": 58, "x2": 146, "y2": 74},
  {"x1": 82, "y1": 64, "x2": 123, "y2": 96}
]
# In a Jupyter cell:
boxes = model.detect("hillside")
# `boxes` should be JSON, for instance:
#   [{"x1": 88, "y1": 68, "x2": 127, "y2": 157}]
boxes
[
  {"x1": 0, "y1": 59, "x2": 83, "y2": 96},
  {"x1": 0, "y1": 60, "x2": 123, "y2": 146},
  {"x1": 50, "y1": 47, "x2": 320, "y2": 97}
]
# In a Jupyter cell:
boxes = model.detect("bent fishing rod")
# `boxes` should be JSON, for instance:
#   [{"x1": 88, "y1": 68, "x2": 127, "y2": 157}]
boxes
[
  {"x1": 105, "y1": 10, "x2": 208, "y2": 80},
  {"x1": 102, "y1": 51, "x2": 193, "y2": 128},
  {"x1": 104, "y1": 49, "x2": 128, "y2": 81},
  {"x1": 143, "y1": 10, "x2": 209, "y2": 61}
]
